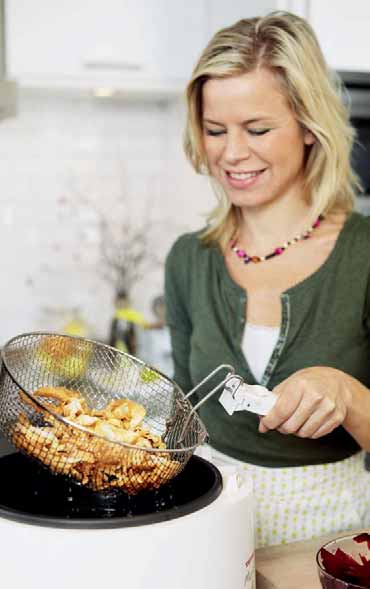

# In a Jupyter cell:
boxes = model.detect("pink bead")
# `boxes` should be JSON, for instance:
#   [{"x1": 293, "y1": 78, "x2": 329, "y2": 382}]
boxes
[
  {"x1": 274, "y1": 247, "x2": 284, "y2": 255},
  {"x1": 312, "y1": 219, "x2": 320, "y2": 228},
  {"x1": 237, "y1": 249, "x2": 246, "y2": 258}
]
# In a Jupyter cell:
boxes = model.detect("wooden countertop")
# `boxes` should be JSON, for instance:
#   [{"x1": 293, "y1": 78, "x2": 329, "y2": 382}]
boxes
[{"x1": 255, "y1": 529, "x2": 365, "y2": 589}]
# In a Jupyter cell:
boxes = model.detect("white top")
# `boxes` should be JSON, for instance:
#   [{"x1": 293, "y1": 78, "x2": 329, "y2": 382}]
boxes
[{"x1": 241, "y1": 323, "x2": 280, "y2": 383}]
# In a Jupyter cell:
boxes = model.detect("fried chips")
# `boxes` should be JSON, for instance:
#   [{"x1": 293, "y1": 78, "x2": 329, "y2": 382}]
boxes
[{"x1": 11, "y1": 386, "x2": 181, "y2": 494}]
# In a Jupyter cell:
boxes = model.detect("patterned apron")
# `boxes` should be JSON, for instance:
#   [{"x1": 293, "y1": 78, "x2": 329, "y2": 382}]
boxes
[{"x1": 197, "y1": 446, "x2": 370, "y2": 548}]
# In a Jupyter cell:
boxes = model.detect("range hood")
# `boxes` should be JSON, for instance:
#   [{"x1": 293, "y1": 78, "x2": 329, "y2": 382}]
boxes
[{"x1": 0, "y1": 0, "x2": 16, "y2": 120}]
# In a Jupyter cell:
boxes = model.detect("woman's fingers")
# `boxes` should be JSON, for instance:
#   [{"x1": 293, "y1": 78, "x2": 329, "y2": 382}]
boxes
[
  {"x1": 258, "y1": 368, "x2": 349, "y2": 438},
  {"x1": 259, "y1": 380, "x2": 324, "y2": 433},
  {"x1": 258, "y1": 386, "x2": 302, "y2": 432},
  {"x1": 275, "y1": 393, "x2": 329, "y2": 435},
  {"x1": 296, "y1": 398, "x2": 347, "y2": 438}
]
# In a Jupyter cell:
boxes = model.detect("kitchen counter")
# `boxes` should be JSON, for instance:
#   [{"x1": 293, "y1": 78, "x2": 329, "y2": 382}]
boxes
[{"x1": 255, "y1": 528, "x2": 365, "y2": 589}]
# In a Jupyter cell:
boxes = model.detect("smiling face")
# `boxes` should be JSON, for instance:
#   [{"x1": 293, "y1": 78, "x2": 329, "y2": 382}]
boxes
[{"x1": 202, "y1": 68, "x2": 315, "y2": 212}]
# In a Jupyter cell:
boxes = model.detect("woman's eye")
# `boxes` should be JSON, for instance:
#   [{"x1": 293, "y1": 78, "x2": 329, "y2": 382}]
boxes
[
  {"x1": 204, "y1": 127, "x2": 270, "y2": 137},
  {"x1": 204, "y1": 128, "x2": 225, "y2": 137},
  {"x1": 248, "y1": 128, "x2": 270, "y2": 136}
]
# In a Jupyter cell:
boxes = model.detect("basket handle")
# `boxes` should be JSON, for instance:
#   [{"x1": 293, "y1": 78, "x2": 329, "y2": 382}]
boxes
[
  {"x1": 178, "y1": 364, "x2": 235, "y2": 444},
  {"x1": 185, "y1": 363, "x2": 235, "y2": 408}
]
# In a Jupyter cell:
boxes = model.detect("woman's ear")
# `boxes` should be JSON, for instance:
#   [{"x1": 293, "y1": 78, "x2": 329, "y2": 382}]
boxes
[{"x1": 303, "y1": 128, "x2": 316, "y2": 146}]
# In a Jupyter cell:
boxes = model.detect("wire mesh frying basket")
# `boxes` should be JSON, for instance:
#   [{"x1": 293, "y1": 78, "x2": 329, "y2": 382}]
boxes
[{"x1": 0, "y1": 332, "x2": 234, "y2": 495}]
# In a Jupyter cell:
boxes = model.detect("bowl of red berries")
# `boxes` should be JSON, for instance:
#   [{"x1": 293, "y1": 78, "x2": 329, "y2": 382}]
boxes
[{"x1": 317, "y1": 532, "x2": 370, "y2": 588}]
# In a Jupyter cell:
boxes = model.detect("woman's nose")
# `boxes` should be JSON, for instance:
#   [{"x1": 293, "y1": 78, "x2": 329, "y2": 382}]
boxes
[{"x1": 223, "y1": 131, "x2": 251, "y2": 163}]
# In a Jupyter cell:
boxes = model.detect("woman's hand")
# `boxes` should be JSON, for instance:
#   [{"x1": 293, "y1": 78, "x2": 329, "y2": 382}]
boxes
[{"x1": 259, "y1": 366, "x2": 352, "y2": 439}]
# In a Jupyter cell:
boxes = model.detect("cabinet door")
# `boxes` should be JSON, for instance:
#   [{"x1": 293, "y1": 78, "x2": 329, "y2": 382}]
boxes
[
  {"x1": 309, "y1": 0, "x2": 370, "y2": 71},
  {"x1": 5, "y1": 0, "x2": 283, "y2": 87},
  {"x1": 142, "y1": 0, "x2": 207, "y2": 81},
  {"x1": 161, "y1": 0, "x2": 277, "y2": 80},
  {"x1": 5, "y1": 0, "x2": 208, "y2": 83},
  {"x1": 6, "y1": 0, "x2": 149, "y2": 78},
  {"x1": 206, "y1": 0, "x2": 277, "y2": 38}
]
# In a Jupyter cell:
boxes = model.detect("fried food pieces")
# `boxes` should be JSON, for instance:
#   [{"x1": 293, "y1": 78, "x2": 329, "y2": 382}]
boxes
[{"x1": 11, "y1": 386, "x2": 181, "y2": 494}]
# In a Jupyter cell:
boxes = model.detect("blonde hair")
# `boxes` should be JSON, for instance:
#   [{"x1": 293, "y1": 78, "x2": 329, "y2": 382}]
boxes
[{"x1": 184, "y1": 11, "x2": 362, "y2": 249}]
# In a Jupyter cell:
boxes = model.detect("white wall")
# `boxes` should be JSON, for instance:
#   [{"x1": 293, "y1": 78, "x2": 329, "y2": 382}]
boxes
[{"x1": 0, "y1": 89, "x2": 214, "y2": 344}]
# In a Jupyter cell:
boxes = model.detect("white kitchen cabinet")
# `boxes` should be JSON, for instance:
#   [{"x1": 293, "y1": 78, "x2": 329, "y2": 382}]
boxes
[
  {"x1": 279, "y1": 0, "x2": 370, "y2": 72},
  {"x1": 308, "y1": 0, "x2": 370, "y2": 71},
  {"x1": 205, "y1": 0, "x2": 276, "y2": 38},
  {"x1": 7, "y1": 1, "x2": 150, "y2": 78},
  {"x1": 5, "y1": 0, "x2": 279, "y2": 95},
  {"x1": 252, "y1": 0, "x2": 370, "y2": 72},
  {"x1": 5, "y1": 0, "x2": 208, "y2": 93},
  {"x1": 14, "y1": 0, "x2": 368, "y2": 96}
]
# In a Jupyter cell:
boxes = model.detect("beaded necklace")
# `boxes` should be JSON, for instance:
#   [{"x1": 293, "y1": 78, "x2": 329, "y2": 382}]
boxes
[{"x1": 230, "y1": 215, "x2": 324, "y2": 264}]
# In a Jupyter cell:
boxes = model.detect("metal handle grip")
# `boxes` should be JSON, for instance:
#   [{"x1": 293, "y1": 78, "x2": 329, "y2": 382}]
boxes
[
  {"x1": 178, "y1": 364, "x2": 235, "y2": 444},
  {"x1": 185, "y1": 364, "x2": 235, "y2": 404}
]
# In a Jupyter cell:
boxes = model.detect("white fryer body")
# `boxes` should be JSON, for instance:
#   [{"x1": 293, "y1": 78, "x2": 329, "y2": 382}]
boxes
[{"x1": 0, "y1": 472, "x2": 255, "y2": 589}]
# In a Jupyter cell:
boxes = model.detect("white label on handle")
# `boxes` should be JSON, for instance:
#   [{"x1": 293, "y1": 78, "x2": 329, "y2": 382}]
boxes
[
  {"x1": 218, "y1": 388, "x2": 239, "y2": 415},
  {"x1": 219, "y1": 377, "x2": 277, "y2": 416}
]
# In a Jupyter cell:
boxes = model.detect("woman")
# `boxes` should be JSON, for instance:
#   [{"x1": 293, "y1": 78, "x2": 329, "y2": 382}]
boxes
[{"x1": 165, "y1": 11, "x2": 370, "y2": 547}]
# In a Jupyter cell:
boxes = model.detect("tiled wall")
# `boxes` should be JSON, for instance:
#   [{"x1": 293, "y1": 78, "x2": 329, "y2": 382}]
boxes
[{"x1": 0, "y1": 88, "x2": 214, "y2": 344}]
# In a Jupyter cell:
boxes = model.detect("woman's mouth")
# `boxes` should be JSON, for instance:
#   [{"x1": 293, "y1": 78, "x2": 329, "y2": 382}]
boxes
[{"x1": 225, "y1": 169, "x2": 266, "y2": 189}]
